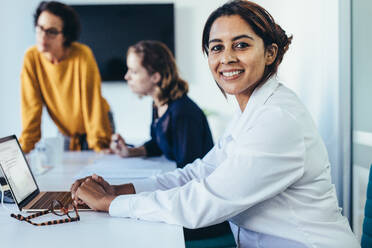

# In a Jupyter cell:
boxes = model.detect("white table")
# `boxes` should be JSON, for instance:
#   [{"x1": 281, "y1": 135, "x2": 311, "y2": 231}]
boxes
[{"x1": 0, "y1": 151, "x2": 185, "y2": 248}]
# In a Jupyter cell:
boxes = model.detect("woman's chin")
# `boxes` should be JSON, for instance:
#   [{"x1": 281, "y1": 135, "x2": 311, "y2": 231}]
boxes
[
  {"x1": 217, "y1": 86, "x2": 238, "y2": 96},
  {"x1": 132, "y1": 91, "x2": 146, "y2": 98}
]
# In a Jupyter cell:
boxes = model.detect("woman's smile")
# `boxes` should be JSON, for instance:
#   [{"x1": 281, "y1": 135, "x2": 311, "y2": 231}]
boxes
[{"x1": 219, "y1": 69, "x2": 245, "y2": 80}]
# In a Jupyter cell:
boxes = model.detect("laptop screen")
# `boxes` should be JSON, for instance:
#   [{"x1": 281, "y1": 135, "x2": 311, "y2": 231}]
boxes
[{"x1": 0, "y1": 137, "x2": 37, "y2": 203}]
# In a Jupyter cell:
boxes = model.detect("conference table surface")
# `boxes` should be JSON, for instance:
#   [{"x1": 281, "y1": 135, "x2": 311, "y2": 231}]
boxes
[{"x1": 0, "y1": 151, "x2": 185, "y2": 248}]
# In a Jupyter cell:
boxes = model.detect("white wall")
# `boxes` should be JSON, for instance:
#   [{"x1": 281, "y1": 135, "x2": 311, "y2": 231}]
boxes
[
  {"x1": 0, "y1": 0, "x2": 40, "y2": 138},
  {"x1": 0, "y1": 0, "x2": 349, "y2": 211}
]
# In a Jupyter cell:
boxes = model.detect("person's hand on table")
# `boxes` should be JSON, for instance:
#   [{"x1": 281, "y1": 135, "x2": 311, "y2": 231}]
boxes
[
  {"x1": 75, "y1": 177, "x2": 116, "y2": 212},
  {"x1": 71, "y1": 174, "x2": 136, "y2": 211},
  {"x1": 71, "y1": 174, "x2": 115, "y2": 205},
  {"x1": 109, "y1": 133, "x2": 130, "y2": 157},
  {"x1": 101, "y1": 148, "x2": 114, "y2": 154}
]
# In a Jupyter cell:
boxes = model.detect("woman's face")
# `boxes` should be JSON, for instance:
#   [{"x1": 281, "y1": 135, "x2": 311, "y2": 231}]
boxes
[
  {"x1": 207, "y1": 15, "x2": 273, "y2": 108},
  {"x1": 124, "y1": 52, "x2": 158, "y2": 97},
  {"x1": 36, "y1": 11, "x2": 65, "y2": 54}
]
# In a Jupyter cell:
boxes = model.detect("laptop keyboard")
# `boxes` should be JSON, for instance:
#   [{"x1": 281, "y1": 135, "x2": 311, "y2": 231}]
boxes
[
  {"x1": 30, "y1": 192, "x2": 90, "y2": 210},
  {"x1": 31, "y1": 192, "x2": 73, "y2": 209}
]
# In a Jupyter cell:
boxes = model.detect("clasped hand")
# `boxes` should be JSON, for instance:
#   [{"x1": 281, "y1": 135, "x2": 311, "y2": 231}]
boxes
[{"x1": 70, "y1": 174, "x2": 116, "y2": 212}]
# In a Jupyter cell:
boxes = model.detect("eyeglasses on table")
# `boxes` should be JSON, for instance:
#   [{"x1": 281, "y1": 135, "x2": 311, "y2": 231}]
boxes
[{"x1": 11, "y1": 199, "x2": 80, "y2": 226}]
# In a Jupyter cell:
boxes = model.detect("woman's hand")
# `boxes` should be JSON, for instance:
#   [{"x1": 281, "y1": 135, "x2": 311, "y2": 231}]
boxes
[
  {"x1": 75, "y1": 177, "x2": 116, "y2": 212},
  {"x1": 70, "y1": 174, "x2": 115, "y2": 205},
  {"x1": 110, "y1": 133, "x2": 130, "y2": 157}
]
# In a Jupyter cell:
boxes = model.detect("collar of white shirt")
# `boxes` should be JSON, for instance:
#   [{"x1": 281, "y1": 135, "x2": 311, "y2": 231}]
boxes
[{"x1": 229, "y1": 78, "x2": 280, "y2": 140}]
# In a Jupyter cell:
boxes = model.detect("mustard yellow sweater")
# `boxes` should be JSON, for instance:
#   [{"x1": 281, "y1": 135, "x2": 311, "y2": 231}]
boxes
[{"x1": 20, "y1": 42, "x2": 112, "y2": 153}]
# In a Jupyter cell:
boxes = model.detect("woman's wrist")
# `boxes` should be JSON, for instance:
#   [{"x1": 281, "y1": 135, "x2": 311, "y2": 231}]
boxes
[
  {"x1": 126, "y1": 146, "x2": 147, "y2": 157},
  {"x1": 104, "y1": 194, "x2": 117, "y2": 212},
  {"x1": 114, "y1": 183, "x2": 136, "y2": 195}
]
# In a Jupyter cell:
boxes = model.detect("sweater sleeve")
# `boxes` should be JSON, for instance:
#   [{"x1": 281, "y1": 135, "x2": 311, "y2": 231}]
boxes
[
  {"x1": 171, "y1": 111, "x2": 209, "y2": 168},
  {"x1": 19, "y1": 51, "x2": 43, "y2": 153},
  {"x1": 144, "y1": 139, "x2": 163, "y2": 157},
  {"x1": 80, "y1": 47, "x2": 112, "y2": 151}
]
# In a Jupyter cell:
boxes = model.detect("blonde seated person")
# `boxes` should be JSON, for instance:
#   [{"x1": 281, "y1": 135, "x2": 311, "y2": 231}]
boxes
[
  {"x1": 20, "y1": 1, "x2": 113, "y2": 153},
  {"x1": 106, "y1": 41, "x2": 213, "y2": 169},
  {"x1": 71, "y1": 1, "x2": 359, "y2": 247}
]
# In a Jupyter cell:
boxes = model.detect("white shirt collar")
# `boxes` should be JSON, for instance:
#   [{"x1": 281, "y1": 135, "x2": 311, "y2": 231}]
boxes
[{"x1": 229, "y1": 78, "x2": 280, "y2": 139}]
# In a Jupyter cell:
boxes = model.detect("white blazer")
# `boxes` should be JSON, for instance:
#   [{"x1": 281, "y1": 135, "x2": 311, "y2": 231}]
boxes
[{"x1": 109, "y1": 78, "x2": 359, "y2": 248}]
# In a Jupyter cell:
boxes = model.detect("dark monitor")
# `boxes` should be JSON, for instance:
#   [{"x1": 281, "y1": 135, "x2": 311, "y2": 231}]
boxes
[{"x1": 71, "y1": 4, "x2": 175, "y2": 82}]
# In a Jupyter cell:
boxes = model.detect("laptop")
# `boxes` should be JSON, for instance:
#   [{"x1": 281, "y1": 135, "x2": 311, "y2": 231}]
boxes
[{"x1": 0, "y1": 135, "x2": 90, "y2": 212}]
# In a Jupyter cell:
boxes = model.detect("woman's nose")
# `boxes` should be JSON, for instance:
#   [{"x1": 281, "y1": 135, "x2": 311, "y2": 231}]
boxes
[
  {"x1": 221, "y1": 48, "x2": 238, "y2": 64},
  {"x1": 124, "y1": 72, "x2": 129, "y2": 81}
]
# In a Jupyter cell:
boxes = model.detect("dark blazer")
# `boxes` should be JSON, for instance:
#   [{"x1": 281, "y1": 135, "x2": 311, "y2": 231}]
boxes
[{"x1": 144, "y1": 95, "x2": 213, "y2": 168}]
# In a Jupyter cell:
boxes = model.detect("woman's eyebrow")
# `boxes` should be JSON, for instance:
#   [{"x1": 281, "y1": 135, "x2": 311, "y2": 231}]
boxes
[
  {"x1": 232, "y1": 34, "x2": 254, "y2": 41},
  {"x1": 209, "y1": 34, "x2": 254, "y2": 45},
  {"x1": 208, "y1": 38, "x2": 222, "y2": 45}
]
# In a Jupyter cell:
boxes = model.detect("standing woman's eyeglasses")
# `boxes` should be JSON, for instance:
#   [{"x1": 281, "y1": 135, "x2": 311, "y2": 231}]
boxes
[
  {"x1": 10, "y1": 200, "x2": 80, "y2": 226},
  {"x1": 35, "y1": 25, "x2": 62, "y2": 39}
]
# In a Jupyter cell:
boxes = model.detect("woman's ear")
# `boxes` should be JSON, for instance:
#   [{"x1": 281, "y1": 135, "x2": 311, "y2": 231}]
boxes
[
  {"x1": 151, "y1": 72, "x2": 161, "y2": 85},
  {"x1": 265, "y1": 43, "x2": 278, "y2": 66}
]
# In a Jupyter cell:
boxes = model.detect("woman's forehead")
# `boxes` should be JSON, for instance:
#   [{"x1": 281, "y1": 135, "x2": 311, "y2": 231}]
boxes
[
  {"x1": 209, "y1": 15, "x2": 256, "y2": 41},
  {"x1": 37, "y1": 11, "x2": 63, "y2": 29}
]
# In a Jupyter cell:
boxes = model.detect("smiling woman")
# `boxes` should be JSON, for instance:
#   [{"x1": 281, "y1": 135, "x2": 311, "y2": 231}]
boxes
[
  {"x1": 202, "y1": 3, "x2": 291, "y2": 111},
  {"x1": 207, "y1": 15, "x2": 275, "y2": 109},
  {"x1": 70, "y1": 1, "x2": 359, "y2": 247}
]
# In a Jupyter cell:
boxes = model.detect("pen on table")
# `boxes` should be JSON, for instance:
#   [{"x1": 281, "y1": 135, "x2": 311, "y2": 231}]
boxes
[{"x1": 113, "y1": 138, "x2": 134, "y2": 148}]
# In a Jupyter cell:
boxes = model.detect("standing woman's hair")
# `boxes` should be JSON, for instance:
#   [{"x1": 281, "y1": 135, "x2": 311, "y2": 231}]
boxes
[
  {"x1": 34, "y1": 1, "x2": 80, "y2": 47},
  {"x1": 202, "y1": 0, "x2": 292, "y2": 85},
  {"x1": 127, "y1": 40, "x2": 188, "y2": 106}
]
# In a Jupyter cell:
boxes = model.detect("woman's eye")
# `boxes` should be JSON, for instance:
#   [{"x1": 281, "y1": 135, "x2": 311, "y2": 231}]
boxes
[
  {"x1": 127, "y1": 69, "x2": 136, "y2": 75},
  {"x1": 235, "y1": 42, "x2": 249, "y2": 49},
  {"x1": 210, "y1": 44, "x2": 223, "y2": 53}
]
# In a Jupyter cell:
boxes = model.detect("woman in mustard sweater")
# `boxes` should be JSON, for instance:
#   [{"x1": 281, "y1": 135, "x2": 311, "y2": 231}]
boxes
[{"x1": 20, "y1": 1, "x2": 112, "y2": 153}]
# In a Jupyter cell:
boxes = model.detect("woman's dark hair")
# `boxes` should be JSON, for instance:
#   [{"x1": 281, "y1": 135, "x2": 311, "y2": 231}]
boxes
[
  {"x1": 34, "y1": 1, "x2": 80, "y2": 47},
  {"x1": 128, "y1": 40, "x2": 188, "y2": 106},
  {"x1": 202, "y1": 0, "x2": 292, "y2": 86}
]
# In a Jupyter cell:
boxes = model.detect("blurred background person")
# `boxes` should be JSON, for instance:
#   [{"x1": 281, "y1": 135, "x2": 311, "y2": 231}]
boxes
[
  {"x1": 20, "y1": 1, "x2": 113, "y2": 153},
  {"x1": 109, "y1": 40, "x2": 213, "y2": 169}
]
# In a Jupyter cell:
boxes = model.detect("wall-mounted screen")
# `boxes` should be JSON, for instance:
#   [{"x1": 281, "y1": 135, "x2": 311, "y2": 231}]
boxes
[{"x1": 71, "y1": 4, "x2": 174, "y2": 82}]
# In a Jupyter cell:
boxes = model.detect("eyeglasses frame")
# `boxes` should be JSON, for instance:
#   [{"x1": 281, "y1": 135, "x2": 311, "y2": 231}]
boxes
[
  {"x1": 35, "y1": 24, "x2": 63, "y2": 39},
  {"x1": 10, "y1": 199, "x2": 80, "y2": 226}
]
